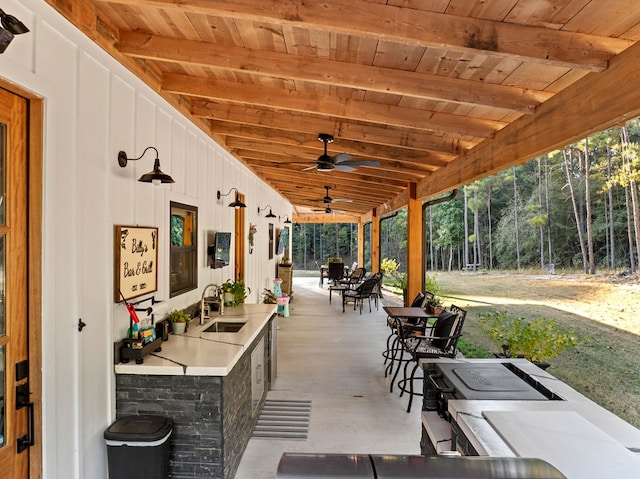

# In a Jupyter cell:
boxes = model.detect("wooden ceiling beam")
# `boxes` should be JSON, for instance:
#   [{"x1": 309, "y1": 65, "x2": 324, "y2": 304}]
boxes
[
  {"x1": 218, "y1": 126, "x2": 454, "y2": 171},
  {"x1": 162, "y1": 73, "x2": 504, "y2": 138},
  {"x1": 417, "y1": 40, "x2": 640, "y2": 201},
  {"x1": 244, "y1": 158, "x2": 428, "y2": 182},
  {"x1": 99, "y1": 0, "x2": 631, "y2": 70},
  {"x1": 194, "y1": 101, "x2": 476, "y2": 154},
  {"x1": 293, "y1": 212, "x2": 363, "y2": 224},
  {"x1": 119, "y1": 31, "x2": 550, "y2": 112},
  {"x1": 254, "y1": 165, "x2": 410, "y2": 189},
  {"x1": 249, "y1": 161, "x2": 421, "y2": 186},
  {"x1": 246, "y1": 165, "x2": 406, "y2": 194},
  {"x1": 276, "y1": 180, "x2": 395, "y2": 198}
]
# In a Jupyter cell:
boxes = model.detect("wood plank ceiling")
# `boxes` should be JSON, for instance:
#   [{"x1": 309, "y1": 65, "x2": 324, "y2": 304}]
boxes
[{"x1": 45, "y1": 0, "x2": 640, "y2": 222}]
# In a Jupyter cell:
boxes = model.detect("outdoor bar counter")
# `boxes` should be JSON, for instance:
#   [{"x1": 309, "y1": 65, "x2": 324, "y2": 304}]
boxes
[
  {"x1": 421, "y1": 358, "x2": 640, "y2": 479},
  {"x1": 114, "y1": 304, "x2": 278, "y2": 479}
]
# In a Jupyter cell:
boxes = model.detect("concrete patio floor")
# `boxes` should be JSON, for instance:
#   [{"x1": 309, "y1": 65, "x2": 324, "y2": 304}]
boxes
[{"x1": 234, "y1": 275, "x2": 422, "y2": 479}]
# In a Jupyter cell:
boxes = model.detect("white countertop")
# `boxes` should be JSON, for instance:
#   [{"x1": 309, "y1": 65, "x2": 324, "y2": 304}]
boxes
[
  {"x1": 422, "y1": 358, "x2": 640, "y2": 479},
  {"x1": 115, "y1": 304, "x2": 277, "y2": 376}
]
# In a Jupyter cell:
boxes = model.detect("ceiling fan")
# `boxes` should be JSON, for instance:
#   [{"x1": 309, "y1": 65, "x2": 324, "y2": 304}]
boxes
[
  {"x1": 313, "y1": 206, "x2": 345, "y2": 214},
  {"x1": 302, "y1": 133, "x2": 380, "y2": 172},
  {"x1": 318, "y1": 185, "x2": 352, "y2": 204}
]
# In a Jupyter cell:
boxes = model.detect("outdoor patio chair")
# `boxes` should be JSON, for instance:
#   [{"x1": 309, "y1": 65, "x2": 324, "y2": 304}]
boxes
[
  {"x1": 316, "y1": 261, "x2": 329, "y2": 286},
  {"x1": 397, "y1": 305, "x2": 467, "y2": 412},
  {"x1": 327, "y1": 261, "x2": 345, "y2": 286},
  {"x1": 384, "y1": 291, "x2": 432, "y2": 369},
  {"x1": 340, "y1": 266, "x2": 366, "y2": 289},
  {"x1": 342, "y1": 276, "x2": 379, "y2": 314},
  {"x1": 384, "y1": 291, "x2": 441, "y2": 392},
  {"x1": 369, "y1": 271, "x2": 384, "y2": 310}
]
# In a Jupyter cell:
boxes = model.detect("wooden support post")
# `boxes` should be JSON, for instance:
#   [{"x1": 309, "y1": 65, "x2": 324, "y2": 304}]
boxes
[
  {"x1": 371, "y1": 208, "x2": 380, "y2": 274},
  {"x1": 357, "y1": 221, "x2": 365, "y2": 270},
  {"x1": 406, "y1": 184, "x2": 423, "y2": 305}
]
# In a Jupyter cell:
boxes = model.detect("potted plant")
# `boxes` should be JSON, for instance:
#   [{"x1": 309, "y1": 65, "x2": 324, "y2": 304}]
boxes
[
  {"x1": 167, "y1": 309, "x2": 190, "y2": 335},
  {"x1": 221, "y1": 278, "x2": 250, "y2": 307},
  {"x1": 425, "y1": 295, "x2": 444, "y2": 315},
  {"x1": 479, "y1": 310, "x2": 580, "y2": 367},
  {"x1": 280, "y1": 256, "x2": 292, "y2": 266},
  {"x1": 261, "y1": 288, "x2": 278, "y2": 304}
]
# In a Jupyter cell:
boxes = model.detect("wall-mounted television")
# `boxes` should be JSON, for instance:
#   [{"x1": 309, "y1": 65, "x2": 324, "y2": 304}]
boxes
[{"x1": 207, "y1": 231, "x2": 231, "y2": 268}]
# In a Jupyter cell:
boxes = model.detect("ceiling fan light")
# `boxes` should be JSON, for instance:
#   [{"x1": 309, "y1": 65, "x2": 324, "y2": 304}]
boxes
[{"x1": 317, "y1": 163, "x2": 334, "y2": 172}]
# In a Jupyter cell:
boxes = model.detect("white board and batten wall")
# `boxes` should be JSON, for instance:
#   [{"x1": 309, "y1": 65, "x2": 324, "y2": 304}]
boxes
[{"x1": 0, "y1": 1, "x2": 292, "y2": 477}]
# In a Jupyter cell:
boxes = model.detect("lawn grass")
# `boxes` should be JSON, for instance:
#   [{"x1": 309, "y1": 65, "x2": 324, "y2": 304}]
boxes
[{"x1": 429, "y1": 271, "x2": 640, "y2": 428}]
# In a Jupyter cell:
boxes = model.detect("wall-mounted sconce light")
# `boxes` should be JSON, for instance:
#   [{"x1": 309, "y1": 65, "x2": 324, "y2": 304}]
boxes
[
  {"x1": 0, "y1": 8, "x2": 30, "y2": 54},
  {"x1": 118, "y1": 146, "x2": 175, "y2": 185},
  {"x1": 258, "y1": 205, "x2": 276, "y2": 218},
  {"x1": 279, "y1": 215, "x2": 292, "y2": 224},
  {"x1": 217, "y1": 188, "x2": 246, "y2": 208}
]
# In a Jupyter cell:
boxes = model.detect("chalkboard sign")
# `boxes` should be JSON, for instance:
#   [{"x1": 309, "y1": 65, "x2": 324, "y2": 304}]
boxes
[{"x1": 114, "y1": 225, "x2": 159, "y2": 302}]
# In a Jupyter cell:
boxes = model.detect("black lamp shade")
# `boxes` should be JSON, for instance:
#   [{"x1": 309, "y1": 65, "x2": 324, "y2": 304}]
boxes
[
  {"x1": 0, "y1": 10, "x2": 29, "y2": 35},
  {"x1": 138, "y1": 158, "x2": 175, "y2": 184},
  {"x1": 228, "y1": 191, "x2": 246, "y2": 208}
]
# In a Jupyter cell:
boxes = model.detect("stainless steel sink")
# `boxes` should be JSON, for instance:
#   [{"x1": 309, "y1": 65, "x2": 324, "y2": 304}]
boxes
[{"x1": 203, "y1": 321, "x2": 246, "y2": 333}]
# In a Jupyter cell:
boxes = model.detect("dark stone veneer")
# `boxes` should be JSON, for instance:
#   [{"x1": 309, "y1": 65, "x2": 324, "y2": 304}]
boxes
[{"x1": 115, "y1": 320, "x2": 273, "y2": 478}]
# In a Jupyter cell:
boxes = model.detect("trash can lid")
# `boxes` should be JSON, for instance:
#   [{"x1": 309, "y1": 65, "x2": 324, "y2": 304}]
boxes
[{"x1": 104, "y1": 415, "x2": 173, "y2": 442}]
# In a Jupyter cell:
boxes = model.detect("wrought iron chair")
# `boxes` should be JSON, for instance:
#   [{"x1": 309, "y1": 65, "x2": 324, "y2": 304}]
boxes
[
  {"x1": 383, "y1": 291, "x2": 432, "y2": 370},
  {"x1": 397, "y1": 305, "x2": 467, "y2": 412},
  {"x1": 327, "y1": 261, "x2": 345, "y2": 286},
  {"x1": 368, "y1": 271, "x2": 384, "y2": 310},
  {"x1": 342, "y1": 276, "x2": 379, "y2": 314},
  {"x1": 383, "y1": 291, "x2": 436, "y2": 392},
  {"x1": 316, "y1": 260, "x2": 329, "y2": 287},
  {"x1": 340, "y1": 266, "x2": 366, "y2": 289}
]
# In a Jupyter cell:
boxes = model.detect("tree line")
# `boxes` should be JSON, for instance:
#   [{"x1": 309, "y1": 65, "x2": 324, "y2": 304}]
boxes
[{"x1": 292, "y1": 118, "x2": 640, "y2": 274}]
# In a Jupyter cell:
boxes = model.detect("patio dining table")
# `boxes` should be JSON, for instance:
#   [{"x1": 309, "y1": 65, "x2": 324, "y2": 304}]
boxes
[
  {"x1": 383, "y1": 306, "x2": 440, "y2": 333},
  {"x1": 383, "y1": 306, "x2": 437, "y2": 320}
]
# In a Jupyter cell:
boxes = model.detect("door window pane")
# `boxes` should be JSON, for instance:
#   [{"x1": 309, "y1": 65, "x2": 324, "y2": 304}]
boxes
[
  {"x1": 0, "y1": 235, "x2": 4, "y2": 336},
  {"x1": 0, "y1": 124, "x2": 5, "y2": 225},
  {"x1": 0, "y1": 344, "x2": 4, "y2": 447}
]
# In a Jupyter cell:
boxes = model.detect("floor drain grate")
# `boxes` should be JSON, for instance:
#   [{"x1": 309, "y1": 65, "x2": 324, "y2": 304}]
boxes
[{"x1": 252, "y1": 399, "x2": 311, "y2": 440}]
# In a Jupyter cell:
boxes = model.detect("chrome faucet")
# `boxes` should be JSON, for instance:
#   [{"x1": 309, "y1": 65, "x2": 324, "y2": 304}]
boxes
[{"x1": 200, "y1": 283, "x2": 223, "y2": 324}]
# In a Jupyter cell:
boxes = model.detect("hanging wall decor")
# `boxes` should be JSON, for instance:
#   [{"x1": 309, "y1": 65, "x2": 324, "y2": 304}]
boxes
[
  {"x1": 114, "y1": 225, "x2": 159, "y2": 302},
  {"x1": 268, "y1": 223, "x2": 274, "y2": 259},
  {"x1": 248, "y1": 223, "x2": 257, "y2": 254}
]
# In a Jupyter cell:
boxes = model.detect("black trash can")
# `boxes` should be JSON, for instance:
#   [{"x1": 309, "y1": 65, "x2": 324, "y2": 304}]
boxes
[{"x1": 104, "y1": 415, "x2": 173, "y2": 479}]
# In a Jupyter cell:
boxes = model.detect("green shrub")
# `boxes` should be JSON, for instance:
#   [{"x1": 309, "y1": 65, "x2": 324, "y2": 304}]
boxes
[
  {"x1": 381, "y1": 258, "x2": 406, "y2": 290},
  {"x1": 424, "y1": 273, "x2": 442, "y2": 296},
  {"x1": 457, "y1": 338, "x2": 491, "y2": 359},
  {"x1": 381, "y1": 258, "x2": 399, "y2": 276},
  {"x1": 479, "y1": 310, "x2": 579, "y2": 363}
]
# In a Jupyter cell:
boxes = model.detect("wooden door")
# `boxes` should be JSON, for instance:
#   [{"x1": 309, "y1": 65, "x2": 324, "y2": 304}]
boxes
[
  {"x1": 0, "y1": 87, "x2": 30, "y2": 479},
  {"x1": 234, "y1": 192, "x2": 246, "y2": 280}
]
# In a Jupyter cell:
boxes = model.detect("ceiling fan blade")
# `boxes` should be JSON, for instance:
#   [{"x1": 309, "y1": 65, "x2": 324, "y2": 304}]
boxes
[
  {"x1": 335, "y1": 164, "x2": 356, "y2": 172},
  {"x1": 331, "y1": 198, "x2": 353, "y2": 203},
  {"x1": 333, "y1": 153, "x2": 352, "y2": 164},
  {"x1": 301, "y1": 165, "x2": 317, "y2": 171},
  {"x1": 344, "y1": 160, "x2": 380, "y2": 167}
]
